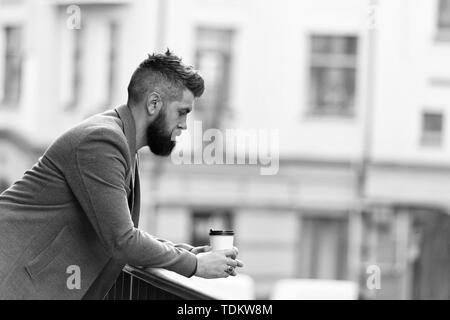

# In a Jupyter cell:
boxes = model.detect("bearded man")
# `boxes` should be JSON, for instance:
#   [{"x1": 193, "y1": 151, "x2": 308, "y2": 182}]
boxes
[{"x1": 0, "y1": 50, "x2": 243, "y2": 300}]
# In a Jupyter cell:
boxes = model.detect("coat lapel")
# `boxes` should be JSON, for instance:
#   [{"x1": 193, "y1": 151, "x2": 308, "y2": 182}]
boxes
[
  {"x1": 115, "y1": 104, "x2": 137, "y2": 161},
  {"x1": 131, "y1": 164, "x2": 141, "y2": 228},
  {"x1": 115, "y1": 105, "x2": 140, "y2": 228}
]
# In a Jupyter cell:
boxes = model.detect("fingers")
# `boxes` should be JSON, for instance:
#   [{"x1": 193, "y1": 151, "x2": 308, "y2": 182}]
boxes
[
  {"x1": 223, "y1": 264, "x2": 235, "y2": 277},
  {"x1": 216, "y1": 258, "x2": 243, "y2": 278},
  {"x1": 224, "y1": 268, "x2": 236, "y2": 277},
  {"x1": 226, "y1": 264, "x2": 237, "y2": 277},
  {"x1": 226, "y1": 258, "x2": 238, "y2": 268},
  {"x1": 191, "y1": 245, "x2": 212, "y2": 255},
  {"x1": 226, "y1": 258, "x2": 244, "y2": 268},
  {"x1": 224, "y1": 258, "x2": 240, "y2": 277},
  {"x1": 204, "y1": 249, "x2": 243, "y2": 279},
  {"x1": 235, "y1": 259, "x2": 244, "y2": 268},
  {"x1": 223, "y1": 266, "x2": 232, "y2": 278},
  {"x1": 199, "y1": 245, "x2": 212, "y2": 253},
  {"x1": 196, "y1": 250, "x2": 242, "y2": 279},
  {"x1": 222, "y1": 248, "x2": 238, "y2": 259}
]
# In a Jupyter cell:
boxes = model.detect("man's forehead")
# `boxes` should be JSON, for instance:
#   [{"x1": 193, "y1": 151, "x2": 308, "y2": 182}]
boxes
[
  {"x1": 177, "y1": 90, "x2": 194, "y2": 108},
  {"x1": 181, "y1": 89, "x2": 195, "y2": 102}
]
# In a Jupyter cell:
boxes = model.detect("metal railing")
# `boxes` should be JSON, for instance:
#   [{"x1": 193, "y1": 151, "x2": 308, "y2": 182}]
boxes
[{"x1": 104, "y1": 265, "x2": 219, "y2": 300}]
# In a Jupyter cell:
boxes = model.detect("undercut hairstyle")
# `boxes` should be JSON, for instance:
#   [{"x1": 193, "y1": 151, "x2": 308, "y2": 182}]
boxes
[{"x1": 127, "y1": 49, "x2": 205, "y2": 106}]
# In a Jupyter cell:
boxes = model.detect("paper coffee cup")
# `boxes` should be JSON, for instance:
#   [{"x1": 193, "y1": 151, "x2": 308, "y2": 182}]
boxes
[{"x1": 209, "y1": 229, "x2": 234, "y2": 250}]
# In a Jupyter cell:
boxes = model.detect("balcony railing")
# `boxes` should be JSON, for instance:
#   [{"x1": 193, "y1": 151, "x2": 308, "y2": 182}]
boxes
[{"x1": 104, "y1": 265, "x2": 223, "y2": 300}]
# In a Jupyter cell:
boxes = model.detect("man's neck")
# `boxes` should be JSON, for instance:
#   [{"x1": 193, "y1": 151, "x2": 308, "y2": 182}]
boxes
[{"x1": 128, "y1": 103, "x2": 146, "y2": 151}]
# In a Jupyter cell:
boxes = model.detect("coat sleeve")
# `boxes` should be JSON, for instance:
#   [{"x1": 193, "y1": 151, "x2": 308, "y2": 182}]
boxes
[
  {"x1": 64, "y1": 127, "x2": 197, "y2": 277},
  {"x1": 156, "y1": 238, "x2": 195, "y2": 252}
]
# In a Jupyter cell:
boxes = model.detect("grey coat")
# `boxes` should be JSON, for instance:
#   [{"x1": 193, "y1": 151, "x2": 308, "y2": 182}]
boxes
[{"x1": 0, "y1": 105, "x2": 197, "y2": 299}]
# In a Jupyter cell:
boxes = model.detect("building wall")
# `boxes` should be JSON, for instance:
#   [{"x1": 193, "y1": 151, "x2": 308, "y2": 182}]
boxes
[
  {"x1": 165, "y1": 0, "x2": 370, "y2": 161},
  {"x1": 372, "y1": 0, "x2": 450, "y2": 163}
]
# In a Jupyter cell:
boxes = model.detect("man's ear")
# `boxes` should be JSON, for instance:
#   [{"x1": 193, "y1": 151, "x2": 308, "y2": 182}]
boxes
[{"x1": 146, "y1": 92, "x2": 163, "y2": 116}]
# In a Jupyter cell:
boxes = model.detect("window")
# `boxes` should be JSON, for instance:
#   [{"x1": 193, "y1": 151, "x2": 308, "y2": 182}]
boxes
[
  {"x1": 361, "y1": 209, "x2": 397, "y2": 265},
  {"x1": 2, "y1": 26, "x2": 22, "y2": 106},
  {"x1": 437, "y1": 0, "x2": 450, "y2": 40},
  {"x1": 421, "y1": 111, "x2": 444, "y2": 147},
  {"x1": 299, "y1": 216, "x2": 348, "y2": 280},
  {"x1": 359, "y1": 208, "x2": 410, "y2": 299},
  {"x1": 191, "y1": 210, "x2": 233, "y2": 247},
  {"x1": 195, "y1": 28, "x2": 234, "y2": 129},
  {"x1": 308, "y1": 35, "x2": 358, "y2": 117}
]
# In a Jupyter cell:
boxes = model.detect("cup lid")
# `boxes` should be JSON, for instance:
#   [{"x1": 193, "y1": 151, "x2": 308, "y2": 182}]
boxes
[{"x1": 209, "y1": 229, "x2": 234, "y2": 236}]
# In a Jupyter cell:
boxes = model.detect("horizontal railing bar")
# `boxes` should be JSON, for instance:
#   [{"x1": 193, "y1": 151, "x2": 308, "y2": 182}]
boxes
[{"x1": 122, "y1": 265, "x2": 219, "y2": 300}]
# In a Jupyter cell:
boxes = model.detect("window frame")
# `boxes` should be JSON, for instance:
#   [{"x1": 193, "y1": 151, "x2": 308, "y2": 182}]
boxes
[
  {"x1": 194, "y1": 27, "x2": 234, "y2": 129},
  {"x1": 298, "y1": 213, "x2": 350, "y2": 281},
  {"x1": 305, "y1": 34, "x2": 359, "y2": 119},
  {"x1": 420, "y1": 110, "x2": 445, "y2": 147},
  {"x1": 1, "y1": 25, "x2": 23, "y2": 108},
  {"x1": 436, "y1": 0, "x2": 450, "y2": 41}
]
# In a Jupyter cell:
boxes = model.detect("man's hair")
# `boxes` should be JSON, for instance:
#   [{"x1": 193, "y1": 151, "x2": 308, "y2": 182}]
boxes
[{"x1": 127, "y1": 49, "x2": 204, "y2": 105}]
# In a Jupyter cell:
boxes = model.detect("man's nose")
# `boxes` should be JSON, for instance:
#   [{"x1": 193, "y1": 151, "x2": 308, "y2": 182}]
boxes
[{"x1": 178, "y1": 121, "x2": 187, "y2": 130}]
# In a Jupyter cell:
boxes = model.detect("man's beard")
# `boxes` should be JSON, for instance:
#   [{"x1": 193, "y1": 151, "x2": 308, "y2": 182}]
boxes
[{"x1": 146, "y1": 110, "x2": 176, "y2": 156}]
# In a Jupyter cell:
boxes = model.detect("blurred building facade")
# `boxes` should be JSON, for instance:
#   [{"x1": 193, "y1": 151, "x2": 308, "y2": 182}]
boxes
[{"x1": 0, "y1": 0, "x2": 449, "y2": 299}]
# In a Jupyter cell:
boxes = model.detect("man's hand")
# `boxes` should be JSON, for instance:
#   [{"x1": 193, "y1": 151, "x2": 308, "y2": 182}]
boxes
[
  {"x1": 191, "y1": 245, "x2": 239, "y2": 256},
  {"x1": 194, "y1": 248, "x2": 244, "y2": 279},
  {"x1": 191, "y1": 245, "x2": 212, "y2": 255}
]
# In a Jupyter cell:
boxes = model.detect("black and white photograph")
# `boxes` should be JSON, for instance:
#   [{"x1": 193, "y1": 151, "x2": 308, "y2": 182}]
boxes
[{"x1": 0, "y1": 0, "x2": 449, "y2": 305}]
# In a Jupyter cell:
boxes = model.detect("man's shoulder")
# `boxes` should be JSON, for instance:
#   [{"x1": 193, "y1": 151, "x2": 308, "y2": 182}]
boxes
[
  {"x1": 47, "y1": 109, "x2": 128, "y2": 157},
  {"x1": 78, "y1": 109, "x2": 122, "y2": 132},
  {"x1": 66, "y1": 110, "x2": 125, "y2": 144}
]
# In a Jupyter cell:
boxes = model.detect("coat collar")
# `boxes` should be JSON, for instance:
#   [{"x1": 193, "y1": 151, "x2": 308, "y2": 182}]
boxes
[{"x1": 115, "y1": 104, "x2": 137, "y2": 156}]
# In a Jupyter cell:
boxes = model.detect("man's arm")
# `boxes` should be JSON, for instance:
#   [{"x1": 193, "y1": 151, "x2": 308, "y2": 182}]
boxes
[
  {"x1": 154, "y1": 238, "x2": 194, "y2": 252},
  {"x1": 64, "y1": 128, "x2": 197, "y2": 277}
]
